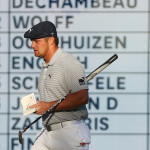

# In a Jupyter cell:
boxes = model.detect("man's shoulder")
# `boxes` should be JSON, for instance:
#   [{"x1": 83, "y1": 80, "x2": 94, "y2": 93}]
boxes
[{"x1": 61, "y1": 51, "x2": 81, "y2": 65}]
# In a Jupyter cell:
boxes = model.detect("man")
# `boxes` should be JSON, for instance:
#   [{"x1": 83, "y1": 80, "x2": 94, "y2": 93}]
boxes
[{"x1": 24, "y1": 21, "x2": 91, "y2": 150}]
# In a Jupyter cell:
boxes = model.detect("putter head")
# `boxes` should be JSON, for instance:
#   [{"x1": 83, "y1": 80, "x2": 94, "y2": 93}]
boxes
[{"x1": 18, "y1": 131, "x2": 23, "y2": 144}]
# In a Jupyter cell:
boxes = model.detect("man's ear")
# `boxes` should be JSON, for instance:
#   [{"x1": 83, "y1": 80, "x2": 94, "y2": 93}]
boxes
[{"x1": 48, "y1": 37, "x2": 55, "y2": 45}]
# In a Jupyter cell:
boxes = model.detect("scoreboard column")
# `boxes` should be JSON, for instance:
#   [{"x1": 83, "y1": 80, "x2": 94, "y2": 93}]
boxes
[
  {"x1": 9, "y1": 15, "x2": 43, "y2": 150},
  {"x1": 0, "y1": 0, "x2": 9, "y2": 150}
]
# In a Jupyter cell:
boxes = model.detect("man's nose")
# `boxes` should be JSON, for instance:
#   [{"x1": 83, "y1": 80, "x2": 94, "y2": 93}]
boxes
[{"x1": 31, "y1": 41, "x2": 35, "y2": 49}]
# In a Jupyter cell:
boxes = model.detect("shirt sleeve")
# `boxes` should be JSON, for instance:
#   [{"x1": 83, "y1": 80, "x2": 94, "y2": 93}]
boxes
[{"x1": 64, "y1": 60, "x2": 88, "y2": 93}]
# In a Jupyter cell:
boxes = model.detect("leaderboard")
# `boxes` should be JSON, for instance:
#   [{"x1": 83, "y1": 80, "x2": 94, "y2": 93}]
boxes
[{"x1": 0, "y1": 0, "x2": 150, "y2": 150}]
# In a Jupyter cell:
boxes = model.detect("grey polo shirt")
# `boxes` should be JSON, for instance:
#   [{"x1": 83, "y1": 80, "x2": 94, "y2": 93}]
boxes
[{"x1": 38, "y1": 48, "x2": 88, "y2": 126}]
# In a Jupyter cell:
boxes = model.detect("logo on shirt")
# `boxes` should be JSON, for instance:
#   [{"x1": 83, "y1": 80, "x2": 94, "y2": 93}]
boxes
[
  {"x1": 49, "y1": 74, "x2": 51, "y2": 78},
  {"x1": 78, "y1": 77, "x2": 85, "y2": 85}
]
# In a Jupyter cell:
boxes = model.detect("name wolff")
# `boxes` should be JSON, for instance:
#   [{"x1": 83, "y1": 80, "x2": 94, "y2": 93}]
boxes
[
  {"x1": 13, "y1": 15, "x2": 73, "y2": 29},
  {"x1": 12, "y1": 0, "x2": 137, "y2": 9}
]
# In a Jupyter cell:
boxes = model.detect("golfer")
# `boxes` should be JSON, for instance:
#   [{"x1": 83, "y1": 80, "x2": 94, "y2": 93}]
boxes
[{"x1": 24, "y1": 21, "x2": 91, "y2": 150}]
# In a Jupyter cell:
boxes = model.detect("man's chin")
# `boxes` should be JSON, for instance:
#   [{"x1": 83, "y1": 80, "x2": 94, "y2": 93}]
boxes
[
  {"x1": 34, "y1": 51, "x2": 40, "y2": 57},
  {"x1": 34, "y1": 54, "x2": 43, "y2": 58}
]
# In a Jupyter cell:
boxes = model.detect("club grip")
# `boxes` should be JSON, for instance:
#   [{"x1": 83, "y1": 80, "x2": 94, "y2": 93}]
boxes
[
  {"x1": 86, "y1": 54, "x2": 118, "y2": 81},
  {"x1": 105, "y1": 54, "x2": 118, "y2": 64}
]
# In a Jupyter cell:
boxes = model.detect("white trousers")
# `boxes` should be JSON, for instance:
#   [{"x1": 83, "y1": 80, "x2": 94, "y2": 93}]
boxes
[{"x1": 31, "y1": 121, "x2": 91, "y2": 150}]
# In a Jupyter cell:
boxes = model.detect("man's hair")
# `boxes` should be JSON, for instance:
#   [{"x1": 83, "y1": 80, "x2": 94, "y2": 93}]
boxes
[
  {"x1": 44, "y1": 37, "x2": 59, "y2": 46},
  {"x1": 54, "y1": 37, "x2": 59, "y2": 46}
]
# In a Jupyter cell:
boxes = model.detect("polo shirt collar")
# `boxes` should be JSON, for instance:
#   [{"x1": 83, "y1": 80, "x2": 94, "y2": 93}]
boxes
[{"x1": 42, "y1": 48, "x2": 62, "y2": 68}]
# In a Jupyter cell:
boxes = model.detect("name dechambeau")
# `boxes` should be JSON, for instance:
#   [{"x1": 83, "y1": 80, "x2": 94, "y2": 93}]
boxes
[{"x1": 12, "y1": 0, "x2": 137, "y2": 9}]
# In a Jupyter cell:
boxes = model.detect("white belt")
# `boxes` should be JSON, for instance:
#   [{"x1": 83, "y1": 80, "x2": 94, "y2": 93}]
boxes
[{"x1": 46, "y1": 120, "x2": 84, "y2": 131}]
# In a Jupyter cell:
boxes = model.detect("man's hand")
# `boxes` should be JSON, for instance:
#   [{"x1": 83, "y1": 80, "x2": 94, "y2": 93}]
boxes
[
  {"x1": 29, "y1": 101, "x2": 52, "y2": 115},
  {"x1": 29, "y1": 89, "x2": 88, "y2": 115}
]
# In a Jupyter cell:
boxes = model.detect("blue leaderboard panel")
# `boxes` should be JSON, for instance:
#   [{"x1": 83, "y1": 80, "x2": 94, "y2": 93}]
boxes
[{"x1": 0, "y1": 0, "x2": 150, "y2": 150}]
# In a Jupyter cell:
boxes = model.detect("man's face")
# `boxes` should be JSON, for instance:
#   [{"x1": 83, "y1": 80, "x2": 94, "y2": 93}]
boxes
[{"x1": 31, "y1": 38, "x2": 49, "y2": 58}]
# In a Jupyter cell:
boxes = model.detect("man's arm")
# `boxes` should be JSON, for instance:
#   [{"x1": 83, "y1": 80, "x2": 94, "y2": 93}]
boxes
[{"x1": 29, "y1": 89, "x2": 88, "y2": 115}]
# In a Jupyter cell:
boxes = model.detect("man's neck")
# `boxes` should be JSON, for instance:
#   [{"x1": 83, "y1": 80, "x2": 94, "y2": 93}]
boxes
[{"x1": 44, "y1": 46, "x2": 59, "y2": 64}]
